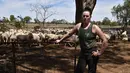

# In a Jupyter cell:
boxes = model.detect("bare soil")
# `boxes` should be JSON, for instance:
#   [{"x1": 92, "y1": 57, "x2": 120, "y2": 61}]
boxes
[{"x1": 11, "y1": 40, "x2": 130, "y2": 73}]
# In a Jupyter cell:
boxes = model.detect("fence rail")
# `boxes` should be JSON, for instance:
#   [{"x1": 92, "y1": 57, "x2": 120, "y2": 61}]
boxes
[{"x1": 0, "y1": 41, "x2": 77, "y2": 73}]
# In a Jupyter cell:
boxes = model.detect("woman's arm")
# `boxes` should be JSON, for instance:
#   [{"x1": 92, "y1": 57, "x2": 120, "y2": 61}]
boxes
[
  {"x1": 93, "y1": 25, "x2": 108, "y2": 56},
  {"x1": 56, "y1": 23, "x2": 80, "y2": 43}
]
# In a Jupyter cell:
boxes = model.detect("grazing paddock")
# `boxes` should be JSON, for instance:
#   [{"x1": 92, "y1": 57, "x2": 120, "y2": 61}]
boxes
[
  {"x1": 16, "y1": 40, "x2": 130, "y2": 73},
  {"x1": 0, "y1": 24, "x2": 130, "y2": 73},
  {"x1": 0, "y1": 39, "x2": 130, "y2": 73},
  {"x1": 5, "y1": 40, "x2": 130, "y2": 73}
]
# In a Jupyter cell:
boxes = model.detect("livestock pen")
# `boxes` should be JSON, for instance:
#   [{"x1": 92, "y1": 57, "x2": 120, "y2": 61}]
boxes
[
  {"x1": 0, "y1": 39, "x2": 130, "y2": 73},
  {"x1": 0, "y1": 40, "x2": 79, "y2": 73},
  {"x1": 0, "y1": 24, "x2": 130, "y2": 73}
]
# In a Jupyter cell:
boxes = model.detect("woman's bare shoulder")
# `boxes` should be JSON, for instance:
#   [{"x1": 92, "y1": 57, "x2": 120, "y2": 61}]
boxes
[
  {"x1": 92, "y1": 24, "x2": 101, "y2": 33},
  {"x1": 92, "y1": 24, "x2": 99, "y2": 28},
  {"x1": 75, "y1": 23, "x2": 82, "y2": 30}
]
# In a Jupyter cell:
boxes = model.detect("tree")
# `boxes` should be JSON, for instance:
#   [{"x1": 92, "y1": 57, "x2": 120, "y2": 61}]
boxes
[
  {"x1": 24, "y1": 16, "x2": 32, "y2": 23},
  {"x1": 111, "y1": 0, "x2": 130, "y2": 30},
  {"x1": 111, "y1": 21, "x2": 118, "y2": 26},
  {"x1": 75, "y1": 0, "x2": 97, "y2": 24},
  {"x1": 102, "y1": 17, "x2": 111, "y2": 25},
  {"x1": 51, "y1": 19, "x2": 58, "y2": 24},
  {"x1": 51, "y1": 19, "x2": 68, "y2": 24},
  {"x1": 40, "y1": 5, "x2": 56, "y2": 26},
  {"x1": 14, "y1": 21, "x2": 22, "y2": 29},
  {"x1": 34, "y1": 18, "x2": 40, "y2": 24},
  {"x1": 10, "y1": 15, "x2": 15, "y2": 22},
  {"x1": 3, "y1": 17, "x2": 9, "y2": 23},
  {"x1": 17, "y1": 16, "x2": 25, "y2": 28},
  {"x1": 30, "y1": 3, "x2": 39, "y2": 23},
  {"x1": 30, "y1": 1, "x2": 56, "y2": 27},
  {"x1": 96, "y1": 21, "x2": 102, "y2": 25}
]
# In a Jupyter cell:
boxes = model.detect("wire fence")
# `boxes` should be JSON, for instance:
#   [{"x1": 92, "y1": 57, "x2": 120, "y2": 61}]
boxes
[{"x1": 0, "y1": 41, "x2": 78, "y2": 73}]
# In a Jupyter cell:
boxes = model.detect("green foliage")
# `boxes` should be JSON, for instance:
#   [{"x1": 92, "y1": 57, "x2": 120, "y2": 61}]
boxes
[
  {"x1": 3, "y1": 17, "x2": 9, "y2": 23},
  {"x1": 34, "y1": 18, "x2": 40, "y2": 24},
  {"x1": 0, "y1": 24, "x2": 7, "y2": 32},
  {"x1": 17, "y1": 16, "x2": 26, "y2": 27},
  {"x1": 14, "y1": 21, "x2": 22, "y2": 29},
  {"x1": 95, "y1": 21, "x2": 102, "y2": 25},
  {"x1": 110, "y1": 21, "x2": 118, "y2": 26},
  {"x1": 51, "y1": 19, "x2": 68, "y2": 24},
  {"x1": 24, "y1": 16, "x2": 32, "y2": 23},
  {"x1": 111, "y1": 0, "x2": 130, "y2": 27},
  {"x1": 102, "y1": 17, "x2": 111, "y2": 25},
  {"x1": 10, "y1": 15, "x2": 15, "y2": 22}
]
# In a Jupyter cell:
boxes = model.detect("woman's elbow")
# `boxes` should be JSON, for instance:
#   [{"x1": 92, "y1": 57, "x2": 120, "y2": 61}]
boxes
[{"x1": 103, "y1": 38, "x2": 108, "y2": 46}]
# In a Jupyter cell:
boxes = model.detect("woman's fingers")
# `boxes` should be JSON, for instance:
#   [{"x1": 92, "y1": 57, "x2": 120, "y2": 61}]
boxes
[{"x1": 92, "y1": 50, "x2": 99, "y2": 56}]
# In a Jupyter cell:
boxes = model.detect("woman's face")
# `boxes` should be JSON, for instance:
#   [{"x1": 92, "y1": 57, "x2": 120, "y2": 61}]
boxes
[{"x1": 82, "y1": 11, "x2": 91, "y2": 23}]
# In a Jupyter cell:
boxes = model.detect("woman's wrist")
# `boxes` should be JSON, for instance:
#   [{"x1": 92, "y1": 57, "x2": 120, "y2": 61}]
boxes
[
  {"x1": 97, "y1": 51, "x2": 101, "y2": 56},
  {"x1": 59, "y1": 39, "x2": 63, "y2": 42}
]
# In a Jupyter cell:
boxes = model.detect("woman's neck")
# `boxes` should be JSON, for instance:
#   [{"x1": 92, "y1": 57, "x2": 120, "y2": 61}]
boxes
[{"x1": 82, "y1": 22, "x2": 90, "y2": 28}]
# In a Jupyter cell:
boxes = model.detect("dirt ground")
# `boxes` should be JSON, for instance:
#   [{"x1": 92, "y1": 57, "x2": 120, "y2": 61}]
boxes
[{"x1": 13, "y1": 40, "x2": 130, "y2": 73}]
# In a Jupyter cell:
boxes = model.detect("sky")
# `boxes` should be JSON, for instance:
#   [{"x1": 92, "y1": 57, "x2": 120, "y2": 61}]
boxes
[{"x1": 0, "y1": 0, "x2": 124, "y2": 23}]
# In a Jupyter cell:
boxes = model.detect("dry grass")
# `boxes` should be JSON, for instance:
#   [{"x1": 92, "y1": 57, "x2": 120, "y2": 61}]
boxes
[{"x1": 26, "y1": 23, "x2": 74, "y2": 29}]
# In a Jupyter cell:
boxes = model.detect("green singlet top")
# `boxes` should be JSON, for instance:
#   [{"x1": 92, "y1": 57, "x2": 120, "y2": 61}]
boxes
[{"x1": 78, "y1": 23, "x2": 97, "y2": 54}]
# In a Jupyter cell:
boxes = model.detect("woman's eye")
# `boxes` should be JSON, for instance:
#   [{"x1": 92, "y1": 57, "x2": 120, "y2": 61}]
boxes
[{"x1": 83, "y1": 15, "x2": 89, "y2": 17}]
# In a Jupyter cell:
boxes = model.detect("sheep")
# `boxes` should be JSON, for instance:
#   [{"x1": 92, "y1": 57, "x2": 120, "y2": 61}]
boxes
[
  {"x1": 10, "y1": 34, "x2": 17, "y2": 42},
  {"x1": 121, "y1": 31, "x2": 128, "y2": 41},
  {"x1": 96, "y1": 33, "x2": 111, "y2": 43},
  {"x1": 45, "y1": 33, "x2": 62, "y2": 42},
  {"x1": 1, "y1": 31, "x2": 11, "y2": 43}
]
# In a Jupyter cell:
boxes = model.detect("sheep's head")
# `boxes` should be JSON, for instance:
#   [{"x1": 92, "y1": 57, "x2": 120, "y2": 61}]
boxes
[{"x1": 28, "y1": 33, "x2": 33, "y2": 40}]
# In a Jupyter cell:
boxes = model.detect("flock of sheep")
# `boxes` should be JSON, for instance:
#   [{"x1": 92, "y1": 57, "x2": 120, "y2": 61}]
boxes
[
  {"x1": 0, "y1": 27, "x2": 70, "y2": 45},
  {"x1": 0, "y1": 26, "x2": 128, "y2": 47}
]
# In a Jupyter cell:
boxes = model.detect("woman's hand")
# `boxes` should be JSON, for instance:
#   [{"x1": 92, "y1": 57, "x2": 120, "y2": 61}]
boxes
[
  {"x1": 56, "y1": 39, "x2": 61, "y2": 43},
  {"x1": 92, "y1": 50, "x2": 101, "y2": 56}
]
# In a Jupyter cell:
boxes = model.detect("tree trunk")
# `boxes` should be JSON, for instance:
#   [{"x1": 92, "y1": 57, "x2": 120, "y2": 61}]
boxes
[
  {"x1": 75, "y1": 0, "x2": 83, "y2": 24},
  {"x1": 83, "y1": 0, "x2": 97, "y2": 12},
  {"x1": 75, "y1": 0, "x2": 97, "y2": 24}
]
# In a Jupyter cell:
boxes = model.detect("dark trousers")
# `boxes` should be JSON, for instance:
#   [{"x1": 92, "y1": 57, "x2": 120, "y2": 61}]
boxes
[{"x1": 75, "y1": 53, "x2": 99, "y2": 73}]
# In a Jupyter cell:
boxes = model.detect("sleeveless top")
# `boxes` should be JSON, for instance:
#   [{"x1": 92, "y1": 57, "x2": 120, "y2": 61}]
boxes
[{"x1": 78, "y1": 23, "x2": 97, "y2": 54}]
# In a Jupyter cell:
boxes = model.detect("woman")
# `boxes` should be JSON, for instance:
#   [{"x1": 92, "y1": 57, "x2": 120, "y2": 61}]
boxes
[{"x1": 56, "y1": 8, "x2": 108, "y2": 73}]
